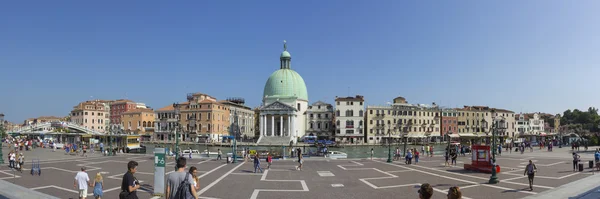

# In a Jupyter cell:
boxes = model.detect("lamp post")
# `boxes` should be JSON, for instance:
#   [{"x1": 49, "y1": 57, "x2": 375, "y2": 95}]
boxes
[
  {"x1": 386, "y1": 123, "x2": 396, "y2": 163},
  {"x1": 231, "y1": 110, "x2": 239, "y2": 163},
  {"x1": 0, "y1": 113, "x2": 5, "y2": 164},
  {"x1": 173, "y1": 103, "x2": 181, "y2": 160},
  {"x1": 486, "y1": 110, "x2": 506, "y2": 184},
  {"x1": 446, "y1": 130, "x2": 452, "y2": 152}
]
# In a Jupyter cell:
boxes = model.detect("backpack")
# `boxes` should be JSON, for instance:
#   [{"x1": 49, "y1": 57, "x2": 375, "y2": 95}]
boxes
[{"x1": 173, "y1": 173, "x2": 193, "y2": 199}]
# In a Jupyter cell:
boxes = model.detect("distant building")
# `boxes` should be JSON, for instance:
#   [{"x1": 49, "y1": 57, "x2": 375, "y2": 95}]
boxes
[
  {"x1": 220, "y1": 98, "x2": 255, "y2": 139},
  {"x1": 441, "y1": 109, "x2": 458, "y2": 140},
  {"x1": 366, "y1": 97, "x2": 441, "y2": 144},
  {"x1": 70, "y1": 100, "x2": 113, "y2": 133},
  {"x1": 178, "y1": 93, "x2": 231, "y2": 143},
  {"x1": 121, "y1": 108, "x2": 155, "y2": 140},
  {"x1": 306, "y1": 101, "x2": 334, "y2": 140},
  {"x1": 110, "y1": 99, "x2": 139, "y2": 129},
  {"x1": 334, "y1": 95, "x2": 365, "y2": 144},
  {"x1": 515, "y1": 112, "x2": 545, "y2": 142}
]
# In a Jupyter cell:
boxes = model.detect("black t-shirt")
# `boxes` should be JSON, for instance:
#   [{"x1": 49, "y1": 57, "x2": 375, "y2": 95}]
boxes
[
  {"x1": 297, "y1": 149, "x2": 302, "y2": 160},
  {"x1": 121, "y1": 172, "x2": 138, "y2": 199}
]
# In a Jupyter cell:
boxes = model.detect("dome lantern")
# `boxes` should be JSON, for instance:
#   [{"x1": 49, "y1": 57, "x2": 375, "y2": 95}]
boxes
[{"x1": 280, "y1": 40, "x2": 291, "y2": 69}]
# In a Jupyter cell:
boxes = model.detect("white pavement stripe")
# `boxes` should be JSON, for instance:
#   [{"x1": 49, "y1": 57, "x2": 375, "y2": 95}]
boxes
[
  {"x1": 386, "y1": 170, "x2": 412, "y2": 173},
  {"x1": 231, "y1": 173, "x2": 263, "y2": 176},
  {"x1": 376, "y1": 161, "x2": 538, "y2": 195},
  {"x1": 199, "y1": 164, "x2": 227, "y2": 179},
  {"x1": 197, "y1": 163, "x2": 245, "y2": 196},
  {"x1": 408, "y1": 163, "x2": 554, "y2": 190},
  {"x1": 250, "y1": 169, "x2": 309, "y2": 199}
]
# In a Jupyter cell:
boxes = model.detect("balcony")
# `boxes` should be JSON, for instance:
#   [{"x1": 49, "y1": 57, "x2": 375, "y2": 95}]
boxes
[{"x1": 346, "y1": 125, "x2": 354, "y2": 128}]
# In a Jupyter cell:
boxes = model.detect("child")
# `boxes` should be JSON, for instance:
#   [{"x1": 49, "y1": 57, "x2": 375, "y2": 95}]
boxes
[
  {"x1": 93, "y1": 173, "x2": 104, "y2": 199},
  {"x1": 267, "y1": 153, "x2": 273, "y2": 169}
]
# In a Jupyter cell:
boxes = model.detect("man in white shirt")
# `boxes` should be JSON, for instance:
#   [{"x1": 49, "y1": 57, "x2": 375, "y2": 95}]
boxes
[{"x1": 74, "y1": 167, "x2": 90, "y2": 199}]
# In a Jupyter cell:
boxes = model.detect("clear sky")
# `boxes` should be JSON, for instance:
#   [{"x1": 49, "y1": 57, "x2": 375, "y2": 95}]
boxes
[{"x1": 1, "y1": 1, "x2": 599, "y2": 123}]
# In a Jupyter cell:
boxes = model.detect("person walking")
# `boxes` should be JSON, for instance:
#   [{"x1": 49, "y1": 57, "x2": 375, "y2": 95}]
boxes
[
  {"x1": 17, "y1": 153, "x2": 24, "y2": 173},
  {"x1": 99, "y1": 143, "x2": 104, "y2": 155},
  {"x1": 414, "y1": 149, "x2": 420, "y2": 164},
  {"x1": 395, "y1": 147, "x2": 400, "y2": 161},
  {"x1": 370, "y1": 148, "x2": 374, "y2": 160},
  {"x1": 93, "y1": 173, "x2": 104, "y2": 199},
  {"x1": 572, "y1": 152, "x2": 581, "y2": 172},
  {"x1": 120, "y1": 161, "x2": 140, "y2": 199},
  {"x1": 430, "y1": 145, "x2": 434, "y2": 157},
  {"x1": 444, "y1": 150, "x2": 450, "y2": 167},
  {"x1": 296, "y1": 152, "x2": 303, "y2": 171},
  {"x1": 253, "y1": 154, "x2": 263, "y2": 173},
  {"x1": 217, "y1": 149, "x2": 222, "y2": 160},
  {"x1": 8, "y1": 150, "x2": 14, "y2": 169},
  {"x1": 524, "y1": 160, "x2": 537, "y2": 191},
  {"x1": 425, "y1": 144, "x2": 430, "y2": 158},
  {"x1": 594, "y1": 149, "x2": 600, "y2": 171},
  {"x1": 267, "y1": 153, "x2": 273, "y2": 169},
  {"x1": 189, "y1": 166, "x2": 200, "y2": 195},
  {"x1": 165, "y1": 157, "x2": 197, "y2": 199},
  {"x1": 406, "y1": 149, "x2": 413, "y2": 165},
  {"x1": 74, "y1": 167, "x2": 91, "y2": 199},
  {"x1": 451, "y1": 150, "x2": 458, "y2": 166}
]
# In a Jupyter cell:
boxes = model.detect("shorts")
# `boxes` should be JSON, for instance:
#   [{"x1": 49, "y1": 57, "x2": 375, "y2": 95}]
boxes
[{"x1": 79, "y1": 189, "x2": 87, "y2": 197}]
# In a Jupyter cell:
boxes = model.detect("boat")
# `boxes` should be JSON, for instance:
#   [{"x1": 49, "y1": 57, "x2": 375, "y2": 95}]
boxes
[
  {"x1": 326, "y1": 151, "x2": 348, "y2": 159},
  {"x1": 183, "y1": 149, "x2": 200, "y2": 154},
  {"x1": 200, "y1": 150, "x2": 219, "y2": 157}
]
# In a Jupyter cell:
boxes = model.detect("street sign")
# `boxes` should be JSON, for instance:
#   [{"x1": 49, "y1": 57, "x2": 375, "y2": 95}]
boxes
[
  {"x1": 155, "y1": 153, "x2": 165, "y2": 167},
  {"x1": 153, "y1": 148, "x2": 166, "y2": 196}
]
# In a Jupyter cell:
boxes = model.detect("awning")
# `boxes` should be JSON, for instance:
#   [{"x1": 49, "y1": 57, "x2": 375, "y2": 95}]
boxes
[
  {"x1": 448, "y1": 134, "x2": 460, "y2": 138},
  {"x1": 407, "y1": 132, "x2": 427, "y2": 138},
  {"x1": 458, "y1": 133, "x2": 478, "y2": 138}
]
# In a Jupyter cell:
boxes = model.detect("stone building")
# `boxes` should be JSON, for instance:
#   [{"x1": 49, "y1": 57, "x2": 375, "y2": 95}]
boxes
[
  {"x1": 306, "y1": 101, "x2": 334, "y2": 140},
  {"x1": 220, "y1": 98, "x2": 255, "y2": 140},
  {"x1": 365, "y1": 97, "x2": 440, "y2": 144},
  {"x1": 334, "y1": 96, "x2": 365, "y2": 143},
  {"x1": 70, "y1": 100, "x2": 113, "y2": 133}
]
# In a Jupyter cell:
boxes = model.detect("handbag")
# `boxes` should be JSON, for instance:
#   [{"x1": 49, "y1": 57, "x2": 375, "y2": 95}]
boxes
[{"x1": 119, "y1": 190, "x2": 129, "y2": 199}]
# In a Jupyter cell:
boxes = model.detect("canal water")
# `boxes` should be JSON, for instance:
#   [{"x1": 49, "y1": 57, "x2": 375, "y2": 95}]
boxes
[{"x1": 143, "y1": 143, "x2": 449, "y2": 159}]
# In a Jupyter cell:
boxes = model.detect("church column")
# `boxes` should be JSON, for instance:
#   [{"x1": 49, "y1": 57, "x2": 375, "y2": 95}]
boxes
[
  {"x1": 280, "y1": 115, "x2": 283, "y2": 136},
  {"x1": 288, "y1": 115, "x2": 291, "y2": 137},
  {"x1": 271, "y1": 115, "x2": 275, "y2": 137},
  {"x1": 260, "y1": 114, "x2": 264, "y2": 136},
  {"x1": 291, "y1": 115, "x2": 295, "y2": 138}
]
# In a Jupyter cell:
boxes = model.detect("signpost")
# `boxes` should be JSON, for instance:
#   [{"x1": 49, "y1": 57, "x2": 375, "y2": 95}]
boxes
[{"x1": 153, "y1": 148, "x2": 166, "y2": 197}]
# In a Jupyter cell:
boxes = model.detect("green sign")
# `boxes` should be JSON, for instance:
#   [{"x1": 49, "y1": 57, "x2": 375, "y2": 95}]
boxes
[{"x1": 155, "y1": 153, "x2": 165, "y2": 167}]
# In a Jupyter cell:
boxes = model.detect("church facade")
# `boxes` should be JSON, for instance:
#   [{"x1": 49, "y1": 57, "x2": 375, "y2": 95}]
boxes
[{"x1": 258, "y1": 41, "x2": 308, "y2": 144}]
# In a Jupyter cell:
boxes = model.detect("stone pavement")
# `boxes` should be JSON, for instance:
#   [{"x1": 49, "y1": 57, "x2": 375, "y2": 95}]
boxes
[{"x1": 0, "y1": 145, "x2": 598, "y2": 199}]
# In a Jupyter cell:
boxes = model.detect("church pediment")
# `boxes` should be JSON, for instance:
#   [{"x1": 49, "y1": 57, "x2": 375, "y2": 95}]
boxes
[{"x1": 261, "y1": 101, "x2": 296, "y2": 111}]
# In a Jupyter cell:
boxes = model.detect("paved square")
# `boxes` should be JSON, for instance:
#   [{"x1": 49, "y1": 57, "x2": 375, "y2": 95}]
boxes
[{"x1": 1, "y1": 147, "x2": 597, "y2": 199}]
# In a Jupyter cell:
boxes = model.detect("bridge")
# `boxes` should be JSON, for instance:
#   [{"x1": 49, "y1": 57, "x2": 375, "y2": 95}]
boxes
[{"x1": 10, "y1": 122, "x2": 104, "y2": 135}]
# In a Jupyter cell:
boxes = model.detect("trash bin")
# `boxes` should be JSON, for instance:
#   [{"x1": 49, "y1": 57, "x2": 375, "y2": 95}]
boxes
[
  {"x1": 578, "y1": 163, "x2": 584, "y2": 172},
  {"x1": 590, "y1": 161, "x2": 594, "y2": 168}
]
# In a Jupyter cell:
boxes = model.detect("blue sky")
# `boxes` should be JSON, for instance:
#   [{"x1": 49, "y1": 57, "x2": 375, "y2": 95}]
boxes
[{"x1": 1, "y1": 1, "x2": 599, "y2": 123}]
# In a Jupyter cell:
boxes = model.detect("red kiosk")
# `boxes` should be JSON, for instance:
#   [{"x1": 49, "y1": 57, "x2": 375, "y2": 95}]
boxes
[{"x1": 464, "y1": 145, "x2": 500, "y2": 173}]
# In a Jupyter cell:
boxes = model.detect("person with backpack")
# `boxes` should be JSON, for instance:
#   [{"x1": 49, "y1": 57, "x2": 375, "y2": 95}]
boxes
[
  {"x1": 166, "y1": 157, "x2": 198, "y2": 199},
  {"x1": 523, "y1": 160, "x2": 537, "y2": 191}
]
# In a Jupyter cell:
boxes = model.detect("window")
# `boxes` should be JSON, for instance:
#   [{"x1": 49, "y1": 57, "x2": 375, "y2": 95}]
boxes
[
  {"x1": 317, "y1": 122, "x2": 321, "y2": 129},
  {"x1": 346, "y1": 130, "x2": 354, "y2": 134},
  {"x1": 336, "y1": 120, "x2": 340, "y2": 126},
  {"x1": 336, "y1": 110, "x2": 340, "y2": 117},
  {"x1": 317, "y1": 114, "x2": 321, "y2": 118},
  {"x1": 370, "y1": 120, "x2": 373, "y2": 124},
  {"x1": 297, "y1": 103, "x2": 301, "y2": 111},
  {"x1": 360, "y1": 102, "x2": 363, "y2": 105},
  {"x1": 359, "y1": 120, "x2": 363, "y2": 127},
  {"x1": 310, "y1": 114, "x2": 314, "y2": 118},
  {"x1": 325, "y1": 114, "x2": 329, "y2": 118},
  {"x1": 370, "y1": 110, "x2": 373, "y2": 114},
  {"x1": 370, "y1": 129, "x2": 373, "y2": 134},
  {"x1": 85, "y1": 112, "x2": 88, "y2": 115},
  {"x1": 337, "y1": 101, "x2": 340, "y2": 105},
  {"x1": 85, "y1": 119, "x2": 87, "y2": 123},
  {"x1": 310, "y1": 122, "x2": 313, "y2": 129}
]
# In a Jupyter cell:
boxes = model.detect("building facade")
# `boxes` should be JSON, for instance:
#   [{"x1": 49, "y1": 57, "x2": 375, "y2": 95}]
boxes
[
  {"x1": 334, "y1": 96, "x2": 364, "y2": 143},
  {"x1": 306, "y1": 101, "x2": 334, "y2": 140},
  {"x1": 221, "y1": 98, "x2": 255, "y2": 140},
  {"x1": 258, "y1": 41, "x2": 308, "y2": 145},
  {"x1": 441, "y1": 109, "x2": 458, "y2": 140},
  {"x1": 178, "y1": 93, "x2": 231, "y2": 143},
  {"x1": 515, "y1": 112, "x2": 545, "y2": 142},
  {"x1": 365, "y1": 97, "x2": 440, "y2": 144},
  {"x1": 121, "y1": 108, "x2": 155, "y2": 137},
  {"x1": 110, "y1": 99, "x2": 138, "y2": 129},
  {"x1": 70, "y1": 100, "x2": 112, "y2": 133},
  {"x1": 155, "y1": 104, "x2": 179, "y2": 142}
]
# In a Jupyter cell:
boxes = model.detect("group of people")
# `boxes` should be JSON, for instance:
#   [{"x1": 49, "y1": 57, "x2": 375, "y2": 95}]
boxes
[
  {"x1": 418, "y1": 183, "x2": 463, "y2": 199},
  {"x1": 73, "y1": 167, "x2": 105, "y2": 199},
  {"x1": 7, "y1": 150, "x2": 24, "y2": 172}
]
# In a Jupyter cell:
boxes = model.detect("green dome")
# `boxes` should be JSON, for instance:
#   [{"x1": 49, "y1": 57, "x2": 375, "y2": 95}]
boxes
[
  {"x1": 281, "y1": 51, "x2": 291, "y2": 58},
  {"x1": 263, "y1": 69, "x2": 308, "y2": 101}
]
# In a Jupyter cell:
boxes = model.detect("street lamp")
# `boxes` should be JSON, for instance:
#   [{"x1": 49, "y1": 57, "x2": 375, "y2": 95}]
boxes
[
  {"x1": 0, "y1": 113, "x2": 5, "y2": 164},
  {"x1": 231, "y1": 110, "x2": 240, "y2": 163},
  {"x1": 446, "y1": 130, "x2": 453, "y2": 152},
  {"x1": 386, "y1": 123, "x2": 396, "y2": 163},
  {"x1": 173, "y1": 103, "x2": 181, "y2": 160},
  {"x1": 488, "y1": 111, "x2": 506, "y2": 184}
]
